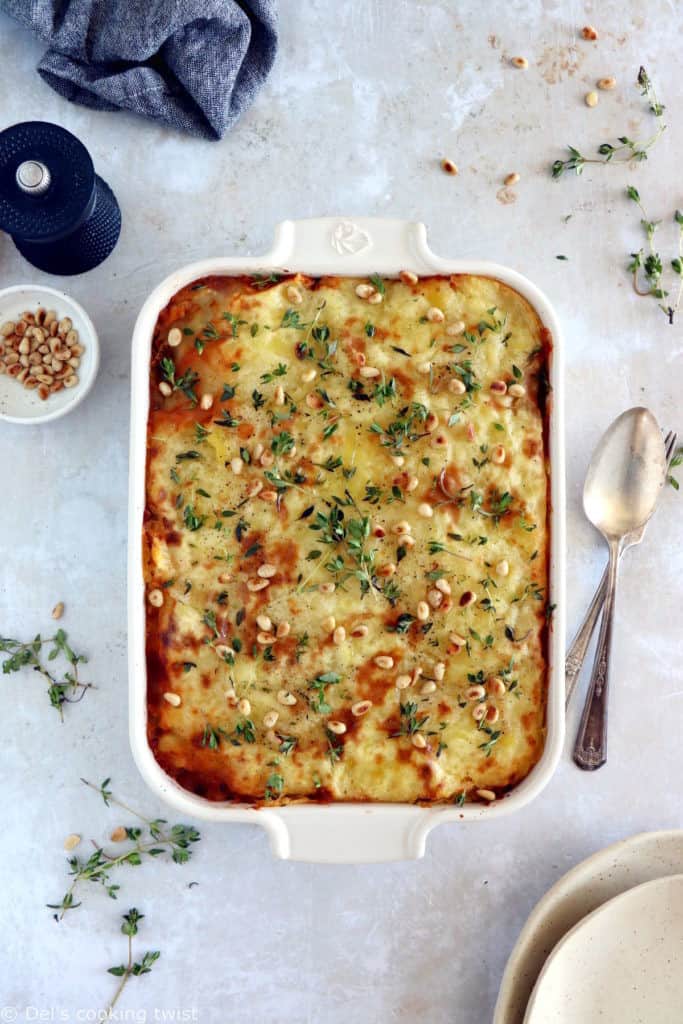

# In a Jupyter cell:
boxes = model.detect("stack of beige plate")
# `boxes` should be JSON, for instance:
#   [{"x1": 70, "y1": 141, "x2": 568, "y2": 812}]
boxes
[{"x1": 494, "y1": 831, "x2": 683, "y2": 1024}]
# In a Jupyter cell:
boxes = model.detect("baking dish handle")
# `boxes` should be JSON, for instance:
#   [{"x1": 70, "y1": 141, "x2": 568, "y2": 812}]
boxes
[
  {"x1": 262, "y1": 805, "x2": 434, "y2": 863},
  {"x1": 268, "y1": 217, "x2": 436, "y2": 275}
]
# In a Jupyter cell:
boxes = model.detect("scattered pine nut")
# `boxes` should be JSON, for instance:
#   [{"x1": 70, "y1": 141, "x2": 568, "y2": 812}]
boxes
[
  {"x1": 263, "y1": 710, "x2": 279, "y2": 729},
  {"x1": 581, "y1": 25, "x2": 598, "y2": 40},
  {"x1": 110, "y1": 826, "x2": 128, "y2": 842},
  {"x1": 441, "y1": 158, "x2": 458, "y2": 176},
  {"x1": 399, "y1": 270, "x2": 419, "y2": 285},
  {"x1": 374, "y1": 655, "x2": 394, "y2": 669},
  {"x1": 167, "y1": 327, "x2": 182, "y2": 347},
  {"x1": 63, "y1": 833, "x2": 81, "y2": 851},
  {"x1": 411, "y1": 733, "x2": 427, "y2": 749},
  {"x1": 504, "y1": 172, "x2": 520, "y2": 187},
  {"x1": 51, "y1": 601, "x2": 64, "y2": 620},
  {"x1": 163, "y1": 691, "x2": 181, "y2": 707},
  {"x1": 426, "y1": 306, "x2": 445, "y2": 323},
  {"x1": 327, "y1": 720, "x2": 347, "y2": 735},
  {"x1": 585, "y1": 91, "x2": 599, "y2": 107},
  {"x1": 597, "y1": 76, "x2": 616, "y2": 90},
  {"x1": 148, "y1": 589, "x2": 163, "y2": 607},
  {"x1": 257, "y1": 563, "x2": 277, "y2": 578},
  {"x1": 511, "y1": 56, "x2": 529, "y2": 69},
  {"x1": 351, "y1": 700, "x2": 373, "y2": 717},
  {"x1": 476, "y1": 789, "x2": 497, "y2": 803}
]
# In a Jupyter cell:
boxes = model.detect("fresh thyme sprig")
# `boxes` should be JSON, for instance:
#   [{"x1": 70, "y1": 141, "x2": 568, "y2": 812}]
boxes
[
  {"x1": 105, "y1": 909, "x2": 160, "y2": 1017},
  {"x1": 551, "y1": 67, "x2": 666, "y2": 178},
  {"x1": 627, "y1": 186, "x2": 683, "y2": 323},
  {"x1": 47, "y1": 778, "x2": 200, "y2": 920},
  {"x1": 668, "y1": 448, "x2": 683, "y2": 490},
  {"x1": 0, "y1": 629, "x2": 91, "y2": 718}
]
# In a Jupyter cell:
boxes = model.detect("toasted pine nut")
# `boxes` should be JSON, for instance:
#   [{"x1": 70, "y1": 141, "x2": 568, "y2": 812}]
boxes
[
  {"x1": 148, "y1": 589, "x2": 164, "y2": 607},
  {"x1": 496, "y1": 559, "x2": 510, "y2": 578},
  {"x1": 393, "y1": 521, "x2": 412, "y2": 535},
  {"x1": 399, "y1": 270, "x2": 419, "y2": 285},
  {"x1": 200, "y1": 393, "x2": 214, "y2": 410},
  {"x1": 301, "y1": 367, "x2": 317, "y2": 383},
  {"x1": 246, "y1": 481, "x2": 263, "y2": 498},
  {"x1": 417, "y1": 502, "x2": 433, "y2": 518},
  {"x1": 37, "y1": 385, "x2": 50, "y2": 400},
  {"x1": 63, "y1": 833, "x2": 81, "y2": 851},
  {"x1": 163, "y1": 691, "x2": 181, "y2": 707},
  {"x1": 406, "y1": 475, "x2": 419, "y2": 492},
  {"x1": 476, "y1": 789, "x2": 496, "y2": 802},
  {"x1": 374, "y1": 655, "x2": 394, "y2": 669},
  {"x1": 434, "y1": 662, "x2": 446, "y2": 681},
  {"x1": 230, "y1": 457, "x2": 243, "y2": 475},
  {"x1": 411, "y1": 732, "x2": 427, "y2": 748},
  {"x1": 450, "y1": 632, "x2": 467, "y2": 647},
  {"x1": 368, "y1": 291, "x2": 383, "y2": 305},
  {"x1": 159, "y1": 381, "x2": 172, "y2": 397},
  {"x1": 110, "y1": 827, "x2": 128, "y2": 842},
  {"x1": 351, "y1": 624, "x2": 369, "y2": 638},
  {"x1": 420, "y1": 681, "x2": 437, "y2": 695},
  {"x1": 333, "y1": 626, "x2": 346, "y2": 645},
  {"x1": 472, "y1": 703, "x2": 488, "y2": 721},
  {"x1": 256, "y1": 631, "x2": 276, "y2": 645},
  {"x1": 441, "y1": 158, "x2": 458, "y2": 176},
  {"x1": 392, "y1": 455, "x2": 405, "y2": 467},
  {"x1": 274, "y1": 384, "x2": 285, "y2": 405},
  {"x1": 277, "y1": 690, "x2": 297, "y2": 706},
  {"x1": 57, "y1": 317, "x2": 72, "y2": 337},
  {"x1": 426, "y1": 306, "x2": 445, "y2": 323},
  {"x1": 18, "y1": 337, "x2": 30, "y2": 355},
  {"x1": 446, "y1": 321, "x2": 465, "y2": 336},
  {"x1": 378, "y1": 562, "x2": 396, "y2": 578},
  {"x1": 52, "y1": 602, "x2": 65, "y2": 620},
  {"x1": 416, "y1": 601, "x2": 430, "y2": 621},
  {"x1": 401, "y1": 533, "x2": 416, "y2": 548},
  {"x1": 355, "y1": 283, "x2": 375, "y2": 299},
  {"x1": 287, "y1": 285, "x2": 303, "y2": 304},
  {"x1": 263, "y1": 710, "x2": 279, "y2": 729},
  {"x1": 247, "y1": 578, "x2": 270, "y2": 592},
  {"x1": 427, "y1": 589, "x2": 443, "y2": 609},
  {"x1": 319, "y1": 582, "x2": 336, "y2": 594},
  {"x1": 466, "y1": 685, "x2": 486, "y2": 701},
  {"x1": 237, "y1": 698, "x2": 251, "y2": 716},
  {"x1": 327, "y1": 720, "x2": 347, "y2": 735},
  {"x1": 259, "y1": 451, "x2": 274, "y2": 467},
  {"x1": 322, "y1": 616, "x2": 336, "y2": 633},
  {"x1": 508, "y1": 383, "x2": 526, "y2": 398},
  {"x1": 492, "y1": 445, "x2": 506, "y2": 464},
  {"x1": 417, "y1": 361, "x2": 432, "y2": 374},
  {"x1": 511, "y1": 56, "x2": 528, "y2": 69},
  {"x1": 597, "y1": 76, "x2": 616, "y2": 90},
  {"x1": 275, "y1": 621, "x2": 290, "y2": 639},
  {"x1": 360, "y1": 365, "x2": 380, "y2": 378},
  {"x1": 396, "y1": 674, "x2": 412, "y2": 690},
  {"x1": 585, "y1": 90, "x2": 598, "y2": 107},
  {"x1": 306, "y1": 392, "x2": 323, "y2": 410},
  {"x1": 504, "y1": 172, "x2": 520, "y2": 187},
  {"x1": 449, "y1": 377, "x2": 466, "y2": 394},
  {"x1": 167, "y1": 327, "x2": 183, "y2": 347},
  {"x1": 351, "y1": 700, "x2": 373, "y2": 717},
  {"x1": 257, "y1": 563, "x2": 277, "y2": 579},
  {"x1": 488, "y1": 677, "x2": 507, "y2": 697},
  {"x1": 490, "y1": 380, "x2": 507, "y2": 394},
  {"x1": 0, "y1": 321, "x2": 15, "y2": 337}
]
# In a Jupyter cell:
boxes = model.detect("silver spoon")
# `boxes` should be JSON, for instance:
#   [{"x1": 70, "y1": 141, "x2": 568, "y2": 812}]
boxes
[{"x1": 574, "y1": 408, "x2": 667, "y2": 771}]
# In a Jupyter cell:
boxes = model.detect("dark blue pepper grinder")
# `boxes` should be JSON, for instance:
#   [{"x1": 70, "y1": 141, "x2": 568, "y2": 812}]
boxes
[{"x1": 0, "y1": 121, "x2": 121, "y2": 276}]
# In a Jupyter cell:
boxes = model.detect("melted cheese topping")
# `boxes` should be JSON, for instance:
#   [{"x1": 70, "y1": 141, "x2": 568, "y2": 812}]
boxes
[{"x1": 144, "y1": 274, "x2": 550, "y2": 805}]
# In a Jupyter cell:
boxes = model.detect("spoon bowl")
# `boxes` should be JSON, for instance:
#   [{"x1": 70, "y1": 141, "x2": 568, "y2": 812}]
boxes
[{"x1": 583, "y1": 407, "x2": 667, "y2": 539}]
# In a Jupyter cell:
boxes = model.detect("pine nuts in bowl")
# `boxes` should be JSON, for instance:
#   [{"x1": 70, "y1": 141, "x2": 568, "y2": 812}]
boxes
[{"x1": 0, "y1": 285, "x2": 99, "y2": 424}]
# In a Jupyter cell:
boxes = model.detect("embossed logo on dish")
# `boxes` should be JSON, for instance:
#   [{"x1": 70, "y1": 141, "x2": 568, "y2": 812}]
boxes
[{"x1": 331, "y1": 221, "x2": 371, "y2": 255}]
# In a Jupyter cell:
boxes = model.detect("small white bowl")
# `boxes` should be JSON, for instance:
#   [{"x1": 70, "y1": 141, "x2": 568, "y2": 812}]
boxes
[{"x1": 0, "y1": 284, "x2": 99, "y2": 424}]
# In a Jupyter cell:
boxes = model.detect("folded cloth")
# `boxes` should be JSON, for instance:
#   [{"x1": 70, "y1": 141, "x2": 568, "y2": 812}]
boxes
[{"x1": 0, "y1": 0, "x2": 278, "y2": 140}]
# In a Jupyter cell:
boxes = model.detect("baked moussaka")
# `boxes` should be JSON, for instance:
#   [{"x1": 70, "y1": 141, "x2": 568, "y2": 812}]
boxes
[{"x1": 144, "y1": 272, "x2": 551, "y2": 804}]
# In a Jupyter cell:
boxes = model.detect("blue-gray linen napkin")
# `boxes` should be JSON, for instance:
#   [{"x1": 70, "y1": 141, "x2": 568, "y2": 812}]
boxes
[{"x1": 0, "y1": 0, "x2": 278, "y2": 139}]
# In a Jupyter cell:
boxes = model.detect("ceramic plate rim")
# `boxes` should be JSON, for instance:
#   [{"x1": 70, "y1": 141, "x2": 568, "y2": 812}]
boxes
[
  {"x1": 494, "y1": 829, "x2": 683, "y2": 1024},
  {"x1": 523, "y1": 871, "x2": 683, "y2": 1024},
  {"x1": 0, "y1": 283, "x2": 100, "y2": 425}
]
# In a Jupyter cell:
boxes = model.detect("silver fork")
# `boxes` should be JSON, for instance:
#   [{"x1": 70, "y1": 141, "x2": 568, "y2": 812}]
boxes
[{"x1": 565, "y1": 429, "x2": 678, "y2": 709}]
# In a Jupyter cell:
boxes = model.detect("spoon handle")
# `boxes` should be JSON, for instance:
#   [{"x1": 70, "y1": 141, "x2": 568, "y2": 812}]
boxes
[
  {"x1": 573, "y1": 542, "x2": 620, "y2": 770},
  {"x1": 565, "y1": 569, "x2": 608, "y2": 709}
]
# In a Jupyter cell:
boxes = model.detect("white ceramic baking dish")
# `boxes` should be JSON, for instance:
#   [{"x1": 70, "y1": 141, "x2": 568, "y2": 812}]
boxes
[{"x1": 128, "y1": 217, "x2": 566, "y2": 862}]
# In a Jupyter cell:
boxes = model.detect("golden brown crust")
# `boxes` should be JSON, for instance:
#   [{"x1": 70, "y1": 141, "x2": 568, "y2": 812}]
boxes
[{"x1": 144, "y1": 273, "x2": 550, "y2": 805}]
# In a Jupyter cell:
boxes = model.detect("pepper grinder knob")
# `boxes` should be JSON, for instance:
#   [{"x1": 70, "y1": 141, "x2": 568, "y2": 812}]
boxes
[
  {"x1": 16, "y1": 160, "x2": 52, "y2": 195},
  {"x1": 0, "y1": 121, "x2": 121, "y2": 276}
]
